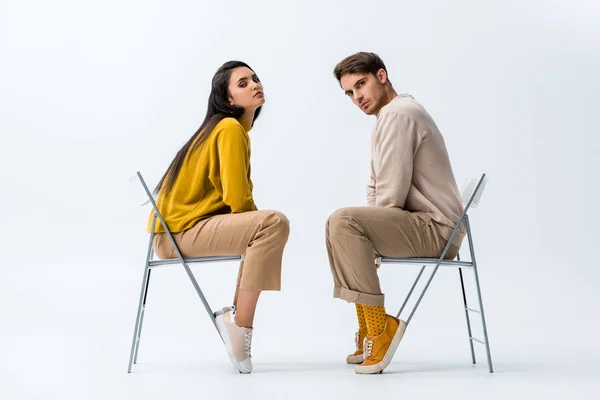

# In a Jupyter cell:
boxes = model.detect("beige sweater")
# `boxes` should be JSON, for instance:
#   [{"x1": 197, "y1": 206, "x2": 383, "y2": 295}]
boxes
[{"x1": 368, "y1": 94, "x2": 465, "y2": 247}]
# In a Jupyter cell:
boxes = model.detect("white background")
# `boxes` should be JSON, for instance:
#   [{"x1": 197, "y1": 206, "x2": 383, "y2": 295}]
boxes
[{"x1": 1, "y1": 0, "x2": 599, "y2": 399}]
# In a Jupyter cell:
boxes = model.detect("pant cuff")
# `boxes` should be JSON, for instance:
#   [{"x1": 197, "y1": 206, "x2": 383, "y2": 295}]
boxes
[{"x1": 333, "y1": 286, "x2": 385, "y2": 306}]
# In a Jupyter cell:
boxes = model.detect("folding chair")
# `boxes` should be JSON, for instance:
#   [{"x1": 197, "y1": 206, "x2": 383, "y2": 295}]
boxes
[
  {"x1": 127, "y1": 171, "x2": 243, "y2": 373},
  {"x1": 376, "y1": 174, "x2": 493, "y2": 373}
]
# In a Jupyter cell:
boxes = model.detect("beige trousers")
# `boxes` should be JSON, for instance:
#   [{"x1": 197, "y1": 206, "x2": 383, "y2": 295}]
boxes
[
  {"x1": 153, "y1": 210, "x2": 290, "y2": 292},
  {"x1": 326, "y1": 207, "x2": 460, "y2": 306}
]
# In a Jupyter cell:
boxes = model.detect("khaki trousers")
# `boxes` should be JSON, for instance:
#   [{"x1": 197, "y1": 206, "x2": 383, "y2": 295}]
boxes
[
  {"x1": 153, "y1": 210, "x2": 290, "y2": 292},
  {"x1": 326, "y1": 207, "x2": 460, "y2": 306}
]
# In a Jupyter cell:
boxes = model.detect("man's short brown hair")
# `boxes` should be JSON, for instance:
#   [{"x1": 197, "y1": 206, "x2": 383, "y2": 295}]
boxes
[{"x1": 333, "y1": 52, "x2": 392, "y2": 87}]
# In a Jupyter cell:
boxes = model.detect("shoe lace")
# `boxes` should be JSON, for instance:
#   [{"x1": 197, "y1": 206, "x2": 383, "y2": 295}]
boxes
[
  {"x1": 243, "y1": 330, "x2": 253, "y2": 357},
  {"x1": 354, "y1": 331, "x2": 361, "y2": 351},
  {"x1": 364, "y1": 338, "x2": 374, "y2": 358}
]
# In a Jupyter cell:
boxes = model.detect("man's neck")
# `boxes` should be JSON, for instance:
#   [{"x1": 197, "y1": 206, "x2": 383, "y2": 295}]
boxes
[
  {"x1": 384, "y1": 87, "x2": 398, "y2": 105},
  {"x1": 375, "y1": 87, "x2": 398, "y2": 116}
]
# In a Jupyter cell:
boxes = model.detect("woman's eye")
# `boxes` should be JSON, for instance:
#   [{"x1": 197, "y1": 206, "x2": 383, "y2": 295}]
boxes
[
  {"x1": 239, "y1": 82, "x2": 246, "y2": 88},
  {"x1": 253, "y1": 77, "x2": 260, "y2": 83}
]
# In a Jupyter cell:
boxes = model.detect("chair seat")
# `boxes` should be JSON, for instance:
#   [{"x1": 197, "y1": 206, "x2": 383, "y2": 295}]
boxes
[
  {"x1": 378, "y1": 257, "x2": 473, "y2": 268},
  {"x1": 148, "y1": 255, "x2": 243, "y2": 267}
]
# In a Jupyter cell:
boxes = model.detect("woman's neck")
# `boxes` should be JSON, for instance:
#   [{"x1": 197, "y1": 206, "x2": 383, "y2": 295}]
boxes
[{"x1": 240, "y1": 110, "x2": 255, "y2": 129}]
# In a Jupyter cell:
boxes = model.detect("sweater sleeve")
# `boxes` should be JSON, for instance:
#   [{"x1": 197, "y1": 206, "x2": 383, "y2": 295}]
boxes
[
  {"x1": 215, "y1": 123, "x2": 257, "y2": 213},
  {"x1": 367, "y1": 134, "x2": 376, "y2": 206},
  {"x1": 374, "y1": 112, "x2": 421, "y2": 209}
]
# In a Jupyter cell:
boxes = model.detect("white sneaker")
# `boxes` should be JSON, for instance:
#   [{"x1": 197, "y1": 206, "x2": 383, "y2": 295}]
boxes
[{"x1": 214, "y1": 306, "x2": 253, "y2": 374}]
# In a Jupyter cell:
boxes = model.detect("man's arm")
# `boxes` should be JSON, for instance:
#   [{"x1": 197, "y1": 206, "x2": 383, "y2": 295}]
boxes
[
  {"x1": 367, "y1": 135, "x2": 376, "y2": 206},
  {"x1": 374, "y1": 112, "x2": 421, "y2": 208}
]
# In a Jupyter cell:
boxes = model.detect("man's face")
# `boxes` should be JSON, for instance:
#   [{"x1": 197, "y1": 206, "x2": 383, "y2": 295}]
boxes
[{"x1": 340, "y1": 70, "x2": 387, "y2": 116}]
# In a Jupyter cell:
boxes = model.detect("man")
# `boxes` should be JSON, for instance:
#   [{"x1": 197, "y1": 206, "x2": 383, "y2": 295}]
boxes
[{"x1": 327, "y1": 52, "x2": 465, "y2": 374}]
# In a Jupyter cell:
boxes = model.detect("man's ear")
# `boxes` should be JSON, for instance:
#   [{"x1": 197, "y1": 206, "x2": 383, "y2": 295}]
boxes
[{"x1": 377, "y1": 68, "x2": 388, "y2": 84}]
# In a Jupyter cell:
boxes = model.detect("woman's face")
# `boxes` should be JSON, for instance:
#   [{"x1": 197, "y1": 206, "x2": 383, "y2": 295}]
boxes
[{"x1": 228, "y1": 66, "x2": 264, "y2": 110}]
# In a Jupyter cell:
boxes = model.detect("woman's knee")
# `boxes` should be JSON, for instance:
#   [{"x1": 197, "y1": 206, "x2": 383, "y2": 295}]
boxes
[{"x1": 261, "y1": 210, "x2": 290, "y2": 238}]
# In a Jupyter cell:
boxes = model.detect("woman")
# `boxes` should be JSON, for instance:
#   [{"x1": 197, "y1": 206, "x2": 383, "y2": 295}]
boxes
[{"x1": 148, "y1": 61, "x2": 290, "y2": 374}]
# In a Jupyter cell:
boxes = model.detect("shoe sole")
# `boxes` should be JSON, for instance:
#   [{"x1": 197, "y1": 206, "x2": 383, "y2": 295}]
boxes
[
  {"x1": 346, "y1": 354, "x2": 364, "y2": 364},
  {"x1": 215, "y1": 312, "x2": 252, "y2": 374},
  {"x1": 355, "y1": 319, "x2": 407, "y2": 374}
]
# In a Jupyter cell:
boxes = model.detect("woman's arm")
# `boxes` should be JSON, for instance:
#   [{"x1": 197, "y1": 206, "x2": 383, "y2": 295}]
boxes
[{"x1": 215, "y1": 123, "x2": 258, "y2": 213}]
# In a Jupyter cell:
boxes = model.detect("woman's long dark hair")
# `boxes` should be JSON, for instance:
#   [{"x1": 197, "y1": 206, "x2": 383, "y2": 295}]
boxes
[{"x1": 154, "y1": 61, "x2": 262, "y2": 195}]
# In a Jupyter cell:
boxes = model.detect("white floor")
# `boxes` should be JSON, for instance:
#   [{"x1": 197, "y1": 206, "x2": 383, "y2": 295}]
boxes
[
  {"x1": 2, "y1": 323, "x2": 598, "y2": 400},
  {"x1": 2, "y1": 258, "x2": 598, "y2": 400}
]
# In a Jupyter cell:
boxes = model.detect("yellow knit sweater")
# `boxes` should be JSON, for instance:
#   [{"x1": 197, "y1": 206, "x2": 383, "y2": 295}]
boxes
[{"x1": 147, "y1": 117, "x2": 257, "y2": 233}]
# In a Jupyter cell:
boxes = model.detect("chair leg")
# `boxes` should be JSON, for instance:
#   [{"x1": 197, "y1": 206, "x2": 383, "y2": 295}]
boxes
[
  {"x1": 406, "y1": 262, "x2": 445, "y2": 325},
  {"x1": 179, "y1": 262, "x2": 218, "y2": 331},
  {"x1": 466, "y1": 217, "x2": 494, "y2": 373},
  {"x1": 472, "y1": 263, "x2": 493, "y2": 373},
  {"x1": 133, "y1": 268, "x2": 152, "y2": 364},
  {"x1": 128, "y1": 265, "x2": 151, "y2": 373},
  {"x1": 396, "y1": 266, "x2": 426, "y2": 319},
  {"x1": 459, "y1": 264, "x2": 476, "y2": 364}
]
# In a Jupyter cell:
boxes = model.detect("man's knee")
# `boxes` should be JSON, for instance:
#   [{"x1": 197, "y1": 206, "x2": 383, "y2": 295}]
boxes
[{"x1": 326, "y1": 208, "x2": 357, "y2": 237}]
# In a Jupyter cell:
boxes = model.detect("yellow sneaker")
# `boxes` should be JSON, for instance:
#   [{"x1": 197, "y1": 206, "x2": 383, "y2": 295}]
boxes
[
  {"x1": 355, "y1": 315, "x2": 406, "y2": 374},
  {"x1": 346, "y1": 328, "x2": 367, "y2": 364}
]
